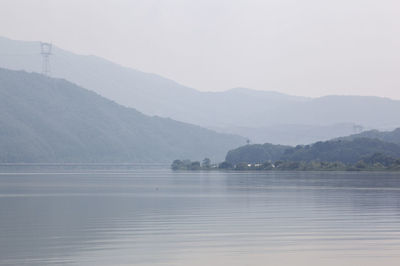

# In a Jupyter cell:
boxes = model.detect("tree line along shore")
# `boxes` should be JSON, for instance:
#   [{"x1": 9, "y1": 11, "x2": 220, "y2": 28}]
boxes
[
  {"x1": 172, "y1": 131, "x2": 400, "y2": 172},
  {"x1": 171, "y1": 153, "x2": 400, "y2": 172}
]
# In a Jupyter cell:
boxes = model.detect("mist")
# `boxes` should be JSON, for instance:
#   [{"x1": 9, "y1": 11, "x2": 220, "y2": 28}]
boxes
[{"x1": 1, "y1": 0, "x2": 400, "y2": 98}]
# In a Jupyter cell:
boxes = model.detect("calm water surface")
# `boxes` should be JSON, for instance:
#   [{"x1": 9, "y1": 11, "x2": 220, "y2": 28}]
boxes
[{"x1": 1, "y1": 164, "x2": 400, "y2": 266}]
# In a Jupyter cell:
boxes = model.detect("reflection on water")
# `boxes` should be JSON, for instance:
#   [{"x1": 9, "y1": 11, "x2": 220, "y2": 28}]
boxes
[{"x1": 1, "y1": 165, "x2": 400, "y2": 265}]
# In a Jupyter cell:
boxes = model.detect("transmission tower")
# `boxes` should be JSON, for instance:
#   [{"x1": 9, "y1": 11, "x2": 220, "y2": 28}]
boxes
[{"x1": 40, "y1": 42, "x2": 52, "y2": 76}]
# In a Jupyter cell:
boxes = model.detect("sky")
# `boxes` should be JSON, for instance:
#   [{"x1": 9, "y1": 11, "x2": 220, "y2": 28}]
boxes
[{"x1": 0, "y1": 0, "x2": 400, "y2": 98}]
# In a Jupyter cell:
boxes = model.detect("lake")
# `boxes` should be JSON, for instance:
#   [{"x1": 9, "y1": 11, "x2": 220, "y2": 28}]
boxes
[{"x1": 1, "y1": 164, "x2": 400, "y2": 266}]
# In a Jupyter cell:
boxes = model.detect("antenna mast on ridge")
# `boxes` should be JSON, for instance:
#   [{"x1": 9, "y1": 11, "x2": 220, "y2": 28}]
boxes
[{"x1": 40, "y1": 42, "x2": 52, "y2": 76}]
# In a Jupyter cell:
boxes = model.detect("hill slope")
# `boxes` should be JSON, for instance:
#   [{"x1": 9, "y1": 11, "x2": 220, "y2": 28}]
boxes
[
  {"x1": 226, "y1": 132, "x2": 400, "y2": 164},
  {"x1": 0, "y1": 37, "x2": 307, "y2": 127},
  {"x1": 337, "y1": 128, "x2": 400, "y2": 144},
  {"x1": 1, "y1": 36, "x2": 400, "y2": 144},
  {"x1": 225, "y1": 143, "x2": 291, "y2": 165},
  {"x1": 0, "y1": 68, "x2": 244, "y2": 163},
  {"x1": 280, "y1": 138, "x2": 400, "y2": 164}
]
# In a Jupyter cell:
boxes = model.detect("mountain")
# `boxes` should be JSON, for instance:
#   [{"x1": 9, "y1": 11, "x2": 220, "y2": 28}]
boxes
[
  {"x1": 226, "y1": 135, "x2": 400, "y2": 164},
  {"x1": 337, "y1": 128, "x2": 400, "y2": 144},
  {"x1": 216, "y1": 123, "x2": 362, "y2": 146},
  {"x1": 280, "y1": 138, "x2": 400, "y2": 164},
  {"x1": 0, "y1": 68, "x2": 244, "y2": 163},
  {"x1": 1, "y1": 36, "x2": 400, "y2": 145},
  {"x1": 0, "y1": 35, "x2": 308, "y2": 128},
  {"x1": 225, "y1": 143, "x2": 291, "y2": 165}
]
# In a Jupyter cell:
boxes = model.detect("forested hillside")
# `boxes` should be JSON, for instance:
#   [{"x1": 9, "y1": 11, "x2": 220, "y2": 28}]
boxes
[
  {"x1": 337, "y1": 128, "x2": 400, "y2": 144},
  {"x1": 0, "y1": 68, "x2": 244, "y2": 162},
  {"x1": 226, "y1": 134, "x2": 400, "y2": 164}
]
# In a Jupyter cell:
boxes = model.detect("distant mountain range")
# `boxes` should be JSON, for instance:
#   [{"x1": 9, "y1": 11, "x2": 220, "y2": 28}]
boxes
[
  {"x1": 0, "y1": 68, "x2": 244, "y2": 163},
  {"x1": 226, "y1": 128, "x2": 400, "y2": 164},
  {"x1": 1, "y1": 36, "x2": 400, "y2": 145},
  {"x1": 216, "y1": 123, "x2": 363, "y2": 146}
]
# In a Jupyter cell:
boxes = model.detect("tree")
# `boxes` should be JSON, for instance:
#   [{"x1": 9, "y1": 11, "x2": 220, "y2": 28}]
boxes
[
  {"x1": 171, "y1": 160, "x2": 184, "y2": 170},
  {"x1": 202, "y1": 158, "x2": 211, "y2": 169},
  {"x1": 190, "y1": 161, "x2": 201, "y2": 170},
  {"x1": 235, "y1": 162, "x2": 249, "y2": 170},
  {"x1": 219, "y1": 161, "x2": 233, "y2": 169},
  {"x1": 261, "y1": 162, "x2": 274, "y2": 170}
]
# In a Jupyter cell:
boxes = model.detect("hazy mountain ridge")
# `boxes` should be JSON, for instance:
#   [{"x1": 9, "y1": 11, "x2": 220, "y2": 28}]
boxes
[
  {"x1": 0, "y1": 36, "x2": 304, "y2": 127},
  {"x1": 336, "y1": 128, "x2": 400, "y2": 144},
  {"x1": 280, "y1": 138, "x2": 400, "y2": 164},
  {"x1": 1, "y1": 36, "x2": 400, "y2": 145},
  {"x1": 0, "y1": 68, "x2": 244, "y2": 163},
  {"x1": 215, "y1": 123, "x2": 363, "y2": 145},
  {"x1": 225, "y1": 128, "x2": 400, "y2": 164}
]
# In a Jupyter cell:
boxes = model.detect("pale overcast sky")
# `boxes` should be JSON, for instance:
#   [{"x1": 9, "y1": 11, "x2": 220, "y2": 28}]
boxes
[{"x1": 1, "y1": 0, "x2": 399, "y2": 98}]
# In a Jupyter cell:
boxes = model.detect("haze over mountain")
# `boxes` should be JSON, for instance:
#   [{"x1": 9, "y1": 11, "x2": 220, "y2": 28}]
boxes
[
  {"x1": 0, "y1": 68, "x2": 244, "y2": 163},
  {"x1": 1, "y1": 36, "x2": 400, "y2": 145},
  {"x1": 216, "y1": 123, "x2": 363, "y2": 146}
]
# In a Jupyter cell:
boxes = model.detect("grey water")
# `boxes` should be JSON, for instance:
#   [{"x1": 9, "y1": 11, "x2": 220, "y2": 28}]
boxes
[{"x1": 1, "y1": 165, "x2": 400, "y2": 266}]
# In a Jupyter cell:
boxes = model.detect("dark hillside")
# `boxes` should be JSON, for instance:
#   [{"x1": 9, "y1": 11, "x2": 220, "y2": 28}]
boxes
[{"x1": 0, "y1": 68, "x2": 244, "y2": 162}]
